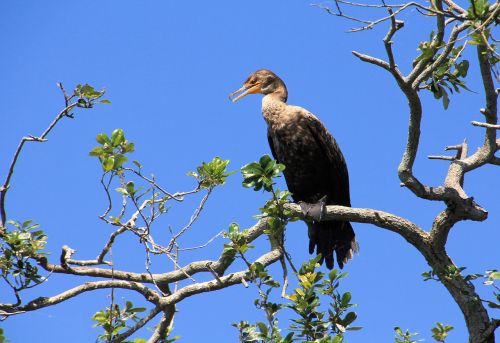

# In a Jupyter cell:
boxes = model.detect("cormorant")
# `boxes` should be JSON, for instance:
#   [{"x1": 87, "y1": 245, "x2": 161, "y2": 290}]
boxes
[{"x1": 230, "y1": 69, "x2": 357, "y2": 269}]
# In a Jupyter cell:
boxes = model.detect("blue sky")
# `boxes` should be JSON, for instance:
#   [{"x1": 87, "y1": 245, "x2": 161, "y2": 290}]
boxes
[{"x1": 1, "y1": 1, "x2": 498, "y2": 342}]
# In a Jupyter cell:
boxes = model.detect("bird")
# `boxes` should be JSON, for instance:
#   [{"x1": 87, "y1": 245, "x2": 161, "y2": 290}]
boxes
[{"x1": 229, "y1": 69, "x2": 357, "y2": 269}]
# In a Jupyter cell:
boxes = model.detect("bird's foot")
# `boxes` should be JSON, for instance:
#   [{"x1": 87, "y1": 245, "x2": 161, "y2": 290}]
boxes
[{"x1": 299, "y1": 195, "x2": 327, "y2": 222}]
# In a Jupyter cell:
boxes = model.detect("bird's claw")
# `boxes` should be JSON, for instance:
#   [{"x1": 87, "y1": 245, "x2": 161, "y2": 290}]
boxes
[{"x1": 299, "y1": 195, "x2": 327, "y2": 222}]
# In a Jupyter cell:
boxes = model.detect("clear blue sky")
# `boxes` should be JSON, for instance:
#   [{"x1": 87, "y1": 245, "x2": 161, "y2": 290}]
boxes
[{"x1": 1, "y1": 1, "x2": 498, "y2": 342}]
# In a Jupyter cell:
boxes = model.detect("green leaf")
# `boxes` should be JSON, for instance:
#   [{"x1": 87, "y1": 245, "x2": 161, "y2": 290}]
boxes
[
  {"x1": 341, "y1": 292, "x2": 351, "y2": 307},
  {"x1": 21, "y1": 220, "x2": 33, "y2": 229},
  {"x1": 256, "y1": 322, "x2": 268, "y2": 336},
  {"x1": 102, "y1": 156, "x2": 115, "y2": 172},
  {"x1": 347, "y1": 326, "x2": 363, "y2": 331},
  {"x1": 115, "y1": 188, "x2": 128, "y2": 195},
  {"x1": 343, "y1": 311, "x2": 357, "y2": 326},
  {"x1": 488, "y1": 271, "x2": 500, "y2": 280},
  {"x1": 96, "y1": 133, "x2": 110, "y2": 144},
  {"x1": 126, "y1": 181, "x2": 135, "y2": 195},
  {"x1": 442, "y1": 88, "x2": 450, "y2": 110},
  {"x1": 114, "y1": 154, "x2": 128, "y2": 169},
  {"x1": 100, "y1": 99, "x2": 111, "y2": 104},
  {"x1": 259, "y1": 154, "x2": 272, "y2": 167},
  {"x1": 89, "y1": 147, "x2": 104, "y2": 157},
  {"x1": 133, "y1": 160, "x2": 142, "y2": 169},
  {"x1": 122, "y1": 142, "x2": 135, "y2": 153},
  {"x1": 283, "y1": 332, "x2": 294, "y2": 343},
  {"x1": 111, "y1": 129, "x2": 125, "y2": 146},
  {"x1": 130, "y1": 306, "x2": 146, "y2": 313},
  {"x1": 456, "y1": 60, "x2": 469, "y2": 77}
]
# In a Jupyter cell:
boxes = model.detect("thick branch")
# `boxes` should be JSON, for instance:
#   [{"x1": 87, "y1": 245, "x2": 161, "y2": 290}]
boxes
[
  {"x1": 285, "y1": 203, "x2": 429, "y2": 249},
  {"x1": 0, "y1": 280, "x2": 160, "y2": 317},
  {"x1": 462, "y1": 44, "x2": 498, "y2": 170},
  {"x1": 160, "y1": 248, "x2": 282, "y2": 306},
  {"x1": 147, "y1": 307, "x2": 176, "y2": 343},
  {"x1": 422, "y1": 248, "x2": 495, "y2": 343}
]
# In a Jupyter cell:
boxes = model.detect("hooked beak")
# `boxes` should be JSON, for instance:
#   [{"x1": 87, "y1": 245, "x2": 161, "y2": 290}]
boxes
[{"x1": 228, "y1": 83, "x2": 262, "y2": 102}]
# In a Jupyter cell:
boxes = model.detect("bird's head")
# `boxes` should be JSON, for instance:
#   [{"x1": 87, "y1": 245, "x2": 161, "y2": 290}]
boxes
[{"x1": 229, "y1": 69, "x2": 288, "y2": 103}]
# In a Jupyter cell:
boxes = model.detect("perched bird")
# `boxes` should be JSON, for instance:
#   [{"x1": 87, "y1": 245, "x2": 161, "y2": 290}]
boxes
[{"x1": 229, "y1": 69, "x2": 357, "y2": 269}]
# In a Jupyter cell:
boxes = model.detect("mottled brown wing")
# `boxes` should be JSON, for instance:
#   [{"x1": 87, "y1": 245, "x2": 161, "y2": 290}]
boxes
[{"x1": 303, "y1": 112, "x2": 351, "y2": 207}]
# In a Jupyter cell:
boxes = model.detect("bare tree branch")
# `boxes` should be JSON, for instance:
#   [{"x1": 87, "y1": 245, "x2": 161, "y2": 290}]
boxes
[
  {"x1": 110, "y1": 306, "x2": 163, "y2": 343},
  {"x1": 147, "y1": 306, "x2": 176, "y2": 343},
  {"x1": 33, "y1": 218, "x2": 270, "y2": 284},
  {"x1": 0, "y1": 91, "x2": 77, "y2": 229},
  {"x1": 160, "y1": 248, "x2": 282, "y2": 306},
  {"x1": 285, "y1": 203, "x2": 428, "y2": 249},
  {"x1": 472, "y1": 121, "x2": 500, "y2": 130},
  {"x1": 0, "y1": 280, "x2": 160, "y2": 317}
]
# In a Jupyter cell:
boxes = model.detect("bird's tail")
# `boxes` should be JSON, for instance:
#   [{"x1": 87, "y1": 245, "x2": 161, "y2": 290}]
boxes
[{"x1": 308, "y1": 220, "x2": 357, "y2": 269}]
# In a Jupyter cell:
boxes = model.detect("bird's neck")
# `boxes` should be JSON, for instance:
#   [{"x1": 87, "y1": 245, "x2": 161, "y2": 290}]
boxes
[{"x1": 262, "y1": 94, "x2": 288, "y2": 126}]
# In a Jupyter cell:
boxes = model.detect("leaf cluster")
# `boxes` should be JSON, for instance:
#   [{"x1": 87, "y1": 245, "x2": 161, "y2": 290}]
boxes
[
  {"x1": 74, "y1": 84, "x2": 110, "y2": 108},
  {"x1": 0, "y1": 220, "x2": 46, "y2": 290},
  {"x1": 92, "y1": 301, "x2": 148, "y2": 343},
  {"x1": 393, "y1": 322, "x2": 454, "y2": 343},
  {"x1": 394, "y1": 327, "x2": 421, "y2": 343},
  {"x1": 259, "y1": 190, "x2": 298, "y2": 223},
  {"x1": 89, "y1": 129, "x2": 135, "y2": 172},
  {"x1": 422, "y1": 265, "x2": 471, "y2": 282},
  {"x1": 424, "y1": 266, "x2": 500, "y2": 310},
  {"x1": 188, "y1": 157, "x2": 234, "y2": 189},
  {"x1": 223, "y1": 223, "x2": 254, "y2": 255},
  {"x1": 416, "y1": 37, "x2": 470, "y2": 110},
  {"x1": 115, "y1": 181, "x2": 144, "y2": 199},
  {"x1": 241, "y1": 155, "x2": 297, "y2": 249},
  {"x1": 234, "y1": 257, "x2": 360, "y2": 343},
  {"x1": 241, "y1": 155, "x2": 285, "y2": 192},
  {"x1": 466, "y1": 0, "x2": 491, "y2": 19},
  {"x1": 240, "y1": 262, "x2": 286, "y2": 343},
  {"x1": 431, "y1": 322, "x2": 454, "y2": 342},
  {"x1": 288, "y1": 256, "x2": 360, "y2": 342},
  {"x1": 483, "y1": 270, "x2": 500, "y2": 309}
]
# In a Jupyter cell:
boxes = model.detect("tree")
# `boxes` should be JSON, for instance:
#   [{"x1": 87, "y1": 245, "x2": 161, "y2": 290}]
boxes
[{"x1": 0, "y1": 1, "x2": 498, "y2": 342}]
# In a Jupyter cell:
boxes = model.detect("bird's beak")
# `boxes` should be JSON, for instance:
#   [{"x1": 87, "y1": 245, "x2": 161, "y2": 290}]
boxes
[{"x1": 229, "y1": 83, "x2": 262, "y2": 102}]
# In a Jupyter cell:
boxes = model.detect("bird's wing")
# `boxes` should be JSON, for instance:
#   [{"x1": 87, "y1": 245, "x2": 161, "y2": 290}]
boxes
[
  {"x1": 267, "y1": 128, "x2": 279, "y2": 163},
  {"x1": 302, "y1": 110, "x2": 351, "y2": 207}
]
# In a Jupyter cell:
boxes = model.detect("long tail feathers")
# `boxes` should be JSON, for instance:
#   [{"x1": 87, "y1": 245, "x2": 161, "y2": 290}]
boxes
[{"x1": 308, "y1": 221, "x2": 357, "y2": 269}]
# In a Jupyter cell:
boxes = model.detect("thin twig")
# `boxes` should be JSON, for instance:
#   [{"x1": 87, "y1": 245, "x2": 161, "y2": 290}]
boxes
[
  {"x1": 0, "y1": 100, "x2": 77, "y2": 228},
  {"x1": 177, "y1": 230, "x2": 224, "y2": 251},
  {"x1": 279, "y1": 257, "x2": 289, "y2": 298},
  {"x1": 167, "y1": 189, "x2": 213, "y2": 252}
]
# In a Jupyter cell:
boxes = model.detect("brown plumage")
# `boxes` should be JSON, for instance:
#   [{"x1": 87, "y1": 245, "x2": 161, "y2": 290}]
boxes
[{"x1": 230, "y1": 69, "x2": 357, "y2": 269}]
